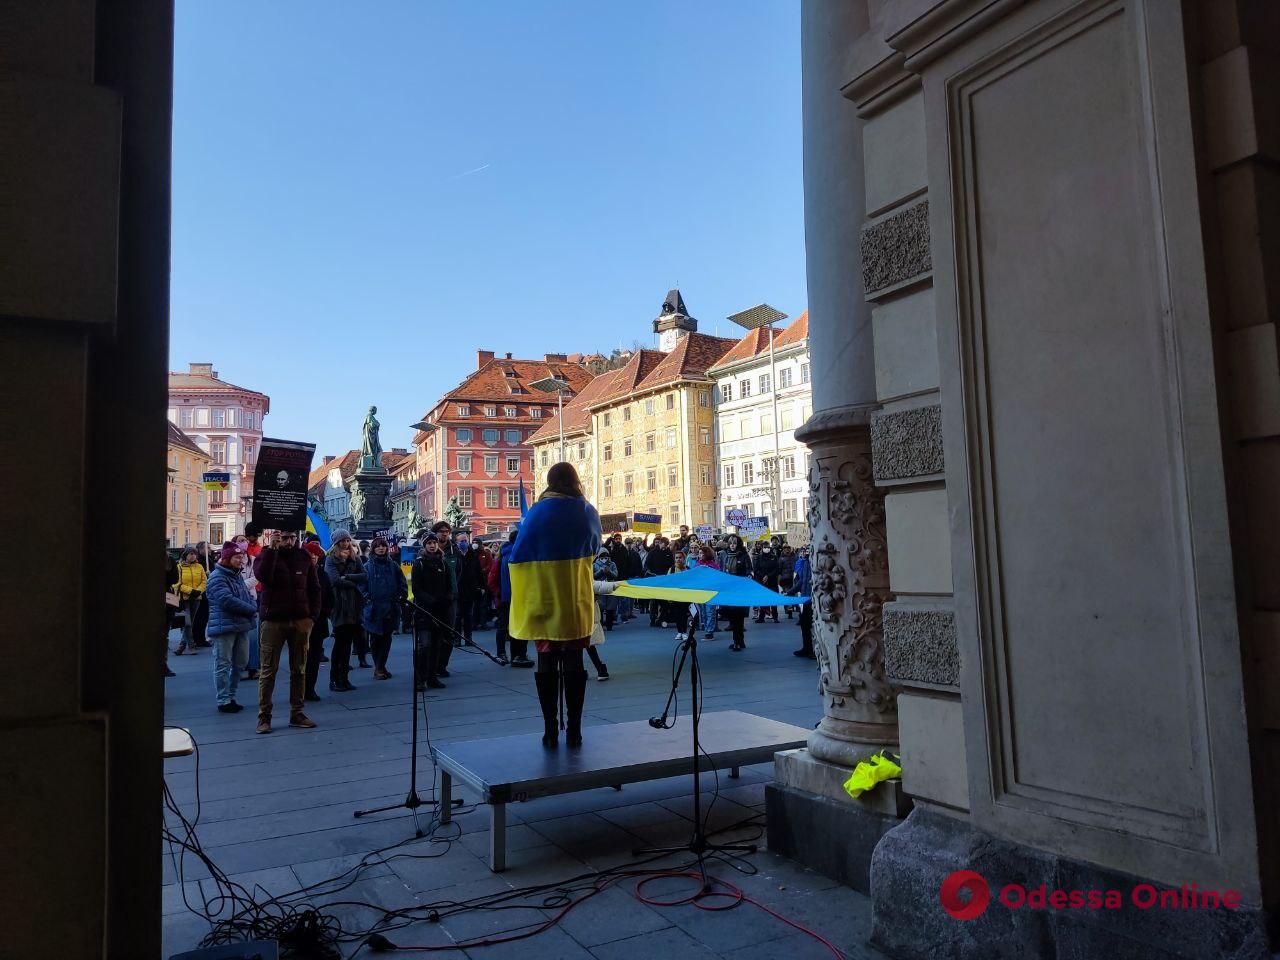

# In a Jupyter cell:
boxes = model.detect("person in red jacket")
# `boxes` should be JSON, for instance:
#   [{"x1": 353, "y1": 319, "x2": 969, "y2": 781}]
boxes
[{"x1": 252, "y1": 529, "x2": 321, "y2": 734}]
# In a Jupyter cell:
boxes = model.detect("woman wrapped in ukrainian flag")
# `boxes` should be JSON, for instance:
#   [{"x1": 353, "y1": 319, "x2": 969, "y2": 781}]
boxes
[{"x1": 508, "y1": 462, "x2": 601, "y2": 747}]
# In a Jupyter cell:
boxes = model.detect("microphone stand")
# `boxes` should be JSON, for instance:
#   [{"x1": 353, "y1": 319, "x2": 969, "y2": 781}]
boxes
[{"x1": 636, "y1": 612, "x2": 757, "y2": 888}]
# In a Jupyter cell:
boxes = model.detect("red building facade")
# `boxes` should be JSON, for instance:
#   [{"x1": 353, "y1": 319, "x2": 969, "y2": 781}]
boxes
[{"x1": 413, "y1": 351, "x2": 593, "y2": 535}]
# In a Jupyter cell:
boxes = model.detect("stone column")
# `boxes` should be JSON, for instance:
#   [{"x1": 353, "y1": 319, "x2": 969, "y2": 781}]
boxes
[{"x1": 795, "y1": 0, "x2": 898, "y2": 765}]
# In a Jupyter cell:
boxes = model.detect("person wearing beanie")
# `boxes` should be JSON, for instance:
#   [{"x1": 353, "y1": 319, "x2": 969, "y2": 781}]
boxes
[
  {"x1": 206, "y1": 541, "x2": 257, "y2": 713},
  {"x1": 172, "y1": 547, "x2": 207, "y2": 656},
  {"x1": 362, "y1": 535, "x2": 407, "y2": 681},
  {"x1": 411, "y1": 533, "x2": 455, "y2": 689},
  {"x1": 324, "y1": 531, "x2": 366, "y2": 692},
  {"x1": 303, "y1": 540, "x2": 333, "y2": 701}
]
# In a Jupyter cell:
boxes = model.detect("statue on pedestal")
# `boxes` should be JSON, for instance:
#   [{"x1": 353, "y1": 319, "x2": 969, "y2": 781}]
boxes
[
  {"x1": 361, "y1": 405, "x2": 383, "y2": 471},
  {"x1": 349, "y1": 485, "x2": 367, "y2": 525}
]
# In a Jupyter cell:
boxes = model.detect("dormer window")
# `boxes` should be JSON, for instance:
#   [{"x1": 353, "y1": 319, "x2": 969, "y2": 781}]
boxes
[{"x1": 457, "y1": 404, "x2": 470, "y2": 417}]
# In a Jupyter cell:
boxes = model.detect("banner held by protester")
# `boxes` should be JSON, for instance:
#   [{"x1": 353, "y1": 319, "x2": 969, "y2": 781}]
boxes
[{"x1": 251, "y1": 438, "x2": 316, "y2": 532}]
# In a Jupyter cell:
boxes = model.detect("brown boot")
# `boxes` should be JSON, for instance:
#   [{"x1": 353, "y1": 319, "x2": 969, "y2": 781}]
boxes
[
  {"x1": 289, "y1": 713, "x2": 317, "y2": 728},
  {"x1": 256, "y1": 718, "x2": 272, "y2": 734}
]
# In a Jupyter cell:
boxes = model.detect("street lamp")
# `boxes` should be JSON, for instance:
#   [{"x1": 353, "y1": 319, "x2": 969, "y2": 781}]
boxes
[
  {"x1": 728, "y1": 304, "x2": 788, "y2": 535},
  {"x1": 530, "y1": 376, "x2": 572, "y2": 463}
]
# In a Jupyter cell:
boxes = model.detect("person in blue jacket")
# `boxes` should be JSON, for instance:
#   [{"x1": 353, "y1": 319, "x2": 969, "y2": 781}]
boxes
[
  {"x1": 793, "y1": 548, "x2": 815, "y2": 659},
  {"x1": 206, "y1": 540, "x2": 259, "y2": 712},
  {"x1": 362, "y1": 536, "x2": 407, "y2": 681}
]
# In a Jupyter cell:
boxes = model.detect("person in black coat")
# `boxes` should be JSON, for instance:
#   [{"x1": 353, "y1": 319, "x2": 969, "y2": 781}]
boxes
[
  {"x1": 411, "y1": 534, "x2": 456, "y2": 690},
  {"x1": 752, "y1": 544, "x2": 781, "y2": 623},
  {"x1": 453, "y1": 534, "x2": 483, "y2": 643},
  {"x1": 303, "y1": 541, "x2": 333, "y2": 702},
  {"x1": 720, "y1": 536, "x2": 754, "y2": 650},
  {"x1": 643, "y1": 537, "x2": 675, "y2": 626}
]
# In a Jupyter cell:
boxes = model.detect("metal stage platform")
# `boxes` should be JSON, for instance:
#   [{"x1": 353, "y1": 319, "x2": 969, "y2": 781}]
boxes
[{"x1": 433, "y1": 710, "x2": 811, "y2": 870}]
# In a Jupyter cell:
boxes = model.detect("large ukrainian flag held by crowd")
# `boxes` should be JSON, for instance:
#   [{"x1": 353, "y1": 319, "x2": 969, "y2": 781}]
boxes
[{"x1": 508, "y1": 494, "x2": 601, "y2": 642}]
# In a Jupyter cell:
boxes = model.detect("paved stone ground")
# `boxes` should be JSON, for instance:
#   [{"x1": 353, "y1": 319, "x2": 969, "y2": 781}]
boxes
[{"x1": 162, "y1": 613, "x2": 880, "y2": 959}]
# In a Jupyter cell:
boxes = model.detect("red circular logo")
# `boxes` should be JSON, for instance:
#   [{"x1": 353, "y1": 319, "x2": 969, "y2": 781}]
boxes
[{"x1": 940, "y1": 870, "x2": 990, "y2": 920}]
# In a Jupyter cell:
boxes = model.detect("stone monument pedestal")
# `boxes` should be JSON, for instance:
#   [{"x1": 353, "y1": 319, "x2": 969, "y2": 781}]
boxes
[
  {"x1": 346, "y1": 471, "x2": 393, "y2": 538},
  {"x1": 767, "y1": 748, "x2": 910, "y2": 895}
]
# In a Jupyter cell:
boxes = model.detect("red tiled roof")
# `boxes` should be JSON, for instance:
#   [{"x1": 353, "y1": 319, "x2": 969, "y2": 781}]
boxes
[
  {"x1": 708, "y1": 310, "x2": 808, "y2": 372},
  {"x1": 588, "y1": 349, "x2": 668, "y2": 407},
  {"x1": 423, "y1": 357, "x2": 593, "y2": 413},
  {"x1": 380, "y1": 450, "x2": 411, "y2": 472},
  {"x1": 308, "y1": 450, "x2": 359, "y2": 489},
  {"x1": 167, "y1": 421, "x2": 210, "y2": 458},
  {"x1": 168, "y1": 371, "x2": 270, "y2": 407},
  {"x1": 636, "y1": 332, "x2": 737, "y2": 390},
  {"x1": 527, "y1": 366, "x2": 625, "y2": 445}
]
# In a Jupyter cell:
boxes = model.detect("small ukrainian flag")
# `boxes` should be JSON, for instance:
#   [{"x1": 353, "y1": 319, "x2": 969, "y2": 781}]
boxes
[{"x1": 508, "y1": 493, "x2": 601, "y2": 642}]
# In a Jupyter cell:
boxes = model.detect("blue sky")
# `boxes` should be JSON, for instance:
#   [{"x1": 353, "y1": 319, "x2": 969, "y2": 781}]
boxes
[{"x1": 171, "y1": 1, "x2": 805, "y2": 458}]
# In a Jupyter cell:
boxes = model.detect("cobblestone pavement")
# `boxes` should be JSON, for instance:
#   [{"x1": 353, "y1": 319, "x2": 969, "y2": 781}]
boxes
[{"x1": 162, "y1": 613, "x2": 881, "y2": 959}]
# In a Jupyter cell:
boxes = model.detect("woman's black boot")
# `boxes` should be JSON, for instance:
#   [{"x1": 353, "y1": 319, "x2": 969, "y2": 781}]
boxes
[
  {"x1": 534, "y1": 672, "x2": 559, "y2": 747},
  {"x1": 563, "y1": 670, "x2": 587, "y2": 747}
]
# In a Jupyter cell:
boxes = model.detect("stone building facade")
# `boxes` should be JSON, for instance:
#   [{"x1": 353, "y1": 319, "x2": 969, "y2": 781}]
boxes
[
  {"x1": 167, "y1": 362, "x2": 269, "y2": 541},
  {"x1": 166, "y1": 422, "x2": 212, "y2": 548},
  {"x1": 710, "y1": 311, "x2": 813, "y2": 530},
  {"x1": 772, "y1": 2, "x2": 1280, "y2": 958},
  {"x1": 388, "y1": 451, "x2": 419, "y2": 537},
  {"x1": 412, "y1": 352, "x2": 592, "y2": 535}
]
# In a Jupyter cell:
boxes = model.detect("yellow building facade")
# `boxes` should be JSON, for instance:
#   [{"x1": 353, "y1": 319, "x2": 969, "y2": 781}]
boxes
[
  {"x1": 530, "y1": 322, "x2": 733, "y2": 535},
  {"x1": 167, "y1": 422, "x2": 213, "y2": 547}
]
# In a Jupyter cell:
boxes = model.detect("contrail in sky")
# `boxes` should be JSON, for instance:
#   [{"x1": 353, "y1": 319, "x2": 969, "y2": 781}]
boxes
[{"x1": 446, "y1": 163, "x2": 491, "y2": 181}]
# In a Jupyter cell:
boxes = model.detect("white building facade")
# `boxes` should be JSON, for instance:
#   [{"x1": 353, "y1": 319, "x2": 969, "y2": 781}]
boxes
[
  {"x1": 710, "y1": 312, "x2": 812, "y2": 532},
  {"x1": 167, "y1": 363, "x2": 270, "y2": 542}
]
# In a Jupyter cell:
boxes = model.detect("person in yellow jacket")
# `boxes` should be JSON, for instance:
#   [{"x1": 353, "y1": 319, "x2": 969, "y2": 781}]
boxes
[{"x1": 173, "y1": 547, "x2": 208, "y2": 655}]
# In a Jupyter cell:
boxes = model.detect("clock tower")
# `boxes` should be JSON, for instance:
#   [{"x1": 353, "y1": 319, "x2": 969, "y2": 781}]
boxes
[{"x1": 653, "y1": 288, "x2": 697, "y2": 352}]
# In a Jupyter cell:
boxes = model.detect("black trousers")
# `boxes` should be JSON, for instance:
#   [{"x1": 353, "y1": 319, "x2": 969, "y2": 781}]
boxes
[
  {"x1": 353, "y1": 627, "x2": 369, "y2": 662},
  {"x1": 455, "y1": 598, "x2": 474, "y2": 642},
  {"x1": 413, "y1": 620, "x2": 450, "y2": 682},
  {"x1": 305, "y1": 620, "x2": 327, "y2": 694},
  {"x1": 369, "y1": 631, "x2": 392, "y2": 671},
  {"x1": 331, "y1": 624, "x2": 361, "y2": 682},
  {"x1": 673, "y1": 603, "x2": 690, "y2": 635},
  {"x1": 798, "y1": 601, "x2": 813, "y2": 652},
  {"x1": 725, "y1": 608, "x2": 748, "y2": 646}
]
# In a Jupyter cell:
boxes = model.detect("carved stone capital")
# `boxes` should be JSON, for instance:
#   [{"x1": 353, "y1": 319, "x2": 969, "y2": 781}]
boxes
[{"x1": 804, "y1": 419, "x2": 900, "y2": 766}]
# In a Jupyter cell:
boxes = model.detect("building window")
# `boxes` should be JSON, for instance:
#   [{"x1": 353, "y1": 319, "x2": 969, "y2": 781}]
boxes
[
  {"x1": 760, "y1": 414, "x2": 772, "y2": 434},
  {"x1": 739, "y1": 380, "x2": 752, "y2": 398},
  {"x1": 720, "y1": 383, "x2": 733, "y2": 403},
  {"x1": 700, "y1": 427, "x2": 711, "y2": 445},
  {"x1": 486, "y1": 487, "x2": 500, "y2": 508},
  {"x1": 530, "y1": 407, "x2": 543, "y2": 419},
  {"x1": 784, "y1": 499, "x2": 799, "y2": 521},
  {"x1": 698, "y1": 390, "x2": 710, "y2": 408},
  {"x1": 744, "y1": 503, "x2": 755, "y2": 517},
  {"x1": 670, "y1": 503, "x2": 681, "y2": 524},
  {"x1": 246, "y1": 411, "x2": 256, "y2": 430},
  {"x1": 700, "y1": 464, "x2": 712, "y2": 486},
  {"x1": 724, "y1": 463, "x2": 736, "y2": 486},
  {"x1": 458, "y1": 454, "x2": 473, "y2": 472},
  {"x1": 759, "y1": 373, "x2": 772, "y2": 393},
  {"x1": 505, "y1": 406, "x2": 517, "y2": 418},
  {"x1": 742, "y1": 461, "x2": 755, "y2": 484},
  {"x1": 800, "y1": 362, "x2": 810, "y2": 384},
  {"x1": 603, "y1": 444, "x2": 613, "y2": 462},
  {"x1": 504, "y1": 429, "x2": 521, "y2": 443},
  {"x1": 211, "y1": 441, "x2": 226, "y2": 464},
  {"x1": 762, "y1": 456, "x2": 777, "y2": 482},
  {"x1": 171, "y1": 488, "x2": 177, "y2": 511},
  {"x1": 624, "y1": 473, "x2": 634, "y2": 495},
  {"x1": 779, "y1": 367, "x2": 793, "y2": 388},
  {"x1": 180, "y1": 408, "x2": 194, "y2": 428},
  {"x1": 484, "y1": 405, "x2": 497, "y2": 418},
  {"x1": 244, "y1": 443, "x2": 255, "y2": 462},
  {"x1": 484, "y1": 454, "x2": 499, "y2": 472},
  {"x1": 623, "y1": 439, "x2": 633, "y2": 457},
  {"x1": 456, "y1": 428, "x2": 473, "y2": 444},
  {"x1": 458, "y1": 404, "x2": 470, "y2": 417},
  {"x1": 646, "y1": 469, "x2": 657, "y2": 491},
  {"x1": 578, "y1": 441, "x2": 587, "y2": 459},
  {"x1": 645, "y1": 433, "x2": 655, "y2": 453},
  {"x1": 195, "y1": 407, "x2": 210, "y2": 426},
  {"x1": 783, "y1": 455, "x2": 796, "y2": 479},
  {"x1": 623, "y1": 407, "x2": 631, "y2": 421},
  {"x1": 603, "y1": 477, "x2": 613, "y2": 498},
  {"x1": 802, "y1": 496, "x2": 810, "y2": 516},
  {"x1": 457, "y1": 488, "x2": 473, "y2": 509},
  {"x1": 603, "y1": 412, "x2": 611, "y2": 427},
  {"x1": 506, "y1": 488, "x2": 521, "y2": 508},
  {"x1": 666, "y1": 393, "x2": 675, "y2": 410},
  {"x1": 667, "y1": 466, "x2": 677, "y2": 487},
  {"x1": 645, "y1": 398, "x2": 655, "y2": 415},
  {"x1": 781, "y1": 409, "x2": 794, "y2": 430},
  {"x1": 665, "y1": 428, "x2": 676, "y2": 448},
  {"x1": 540, "y1": 449, "x2": 549, "y2": 467},
  {"x1": 483, "y1": 429, "x2": 499, "y2": 444},
  {"x1": 212, "y1": 408, "x2": 225, "y2": 428},
  {"x1": 506, "y1": 456, "x2": 520, "y2": 472}
]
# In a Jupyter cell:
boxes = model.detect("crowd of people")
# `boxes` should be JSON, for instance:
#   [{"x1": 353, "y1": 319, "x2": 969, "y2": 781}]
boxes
[{"x1": 165, "y1": 486, "x2": 813, "y2": 737}]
